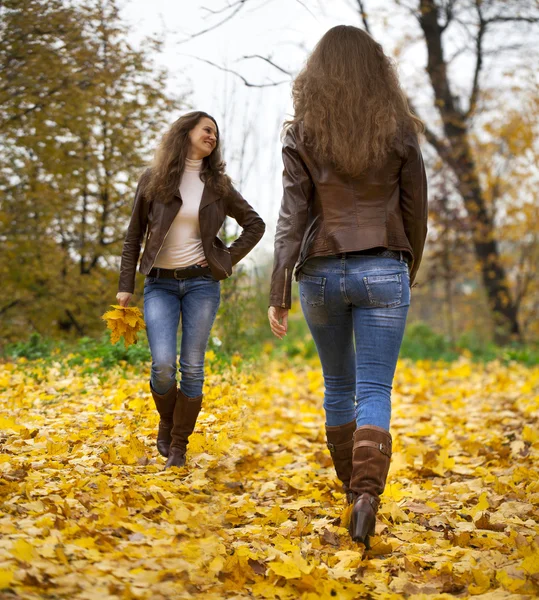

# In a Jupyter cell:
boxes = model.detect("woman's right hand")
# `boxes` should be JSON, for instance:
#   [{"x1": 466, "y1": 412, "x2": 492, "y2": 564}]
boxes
[
  {"x1": 116, "y1": 292, "x2": 132, "y2": 307},
  {"x1": 268, "y1": 306, "x2": 288, "y2": 339}
]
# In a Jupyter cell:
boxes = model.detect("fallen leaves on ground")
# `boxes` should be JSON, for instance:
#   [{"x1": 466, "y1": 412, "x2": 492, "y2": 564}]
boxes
[
  {"x1": 0, "y1": 355, "x2": 538, "y2": 599},
  {"x1": 101, "y1": 306, "x2": 145, "y2": 348}
]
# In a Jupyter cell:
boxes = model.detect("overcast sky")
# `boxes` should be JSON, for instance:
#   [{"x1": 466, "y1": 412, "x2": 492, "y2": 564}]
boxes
[
  {"x1": 121, "y1": 1, "x2": 423, "y2": 257},
  {"x1": 121, "y1": 0, "x2": 537, "y2": 261}
]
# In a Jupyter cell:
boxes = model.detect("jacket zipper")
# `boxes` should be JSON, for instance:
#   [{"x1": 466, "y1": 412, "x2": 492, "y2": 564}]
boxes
[
  {"x1": 281, "y1": 267, "x2": 288, "y2": 308},
  {"x1": 149, "y1": 226, "x2": 172, "y2": 271},
  {"x1": 212, "y1": 243, "x2": 230, "y2": 277}
]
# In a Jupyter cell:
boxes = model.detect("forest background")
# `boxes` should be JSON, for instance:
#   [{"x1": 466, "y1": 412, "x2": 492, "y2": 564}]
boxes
[
  {"x1": 1, "y1": 0, "x2": 538, "y2": 363},
  {"x1": 1, "y1": 3, "x2": 539, "y2": 598}
]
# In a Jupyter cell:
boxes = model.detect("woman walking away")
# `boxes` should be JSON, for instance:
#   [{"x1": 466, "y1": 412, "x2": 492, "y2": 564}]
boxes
[
  {"x1": 268, "y1": 26, "x2": 427, "y2": 547},
  {"x1": 118, "y1": 111, "x2": 265, "y2": 469}
]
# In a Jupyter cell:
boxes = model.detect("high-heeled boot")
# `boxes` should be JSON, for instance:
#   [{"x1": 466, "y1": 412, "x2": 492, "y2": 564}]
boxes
[
  {"x1": 325, "y1": 420, "x2": 356, "y2": 503},
  {"x1": 150, "y1": 384, "x2": 177, "y2": 457},
  {"x1": 348, "y1": 425, "x2": 392, "y2": 548},
  {"x1": 165, "y1": 389, "x2": 202, "y2": 469}
]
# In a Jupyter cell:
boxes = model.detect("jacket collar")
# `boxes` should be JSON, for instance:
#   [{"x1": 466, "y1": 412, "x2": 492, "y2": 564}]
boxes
[{"x1": 173, "y1": 184, "x2": 220, "y2": 209}]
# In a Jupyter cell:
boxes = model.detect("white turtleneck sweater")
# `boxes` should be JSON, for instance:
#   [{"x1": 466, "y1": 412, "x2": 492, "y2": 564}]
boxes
[{"x1": 153, "y1": 157, "x2": 206, "y2": 269}]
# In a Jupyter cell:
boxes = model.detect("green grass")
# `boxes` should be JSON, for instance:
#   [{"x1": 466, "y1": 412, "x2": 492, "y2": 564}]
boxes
[{"x1": 2, "y1": 322, "x2": 537, "y2": 367}]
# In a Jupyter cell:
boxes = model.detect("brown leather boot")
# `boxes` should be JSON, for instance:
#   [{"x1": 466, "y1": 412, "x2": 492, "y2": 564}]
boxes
[
  {"x1": 325, "y1": 420, "x2": 356, "y2": 503},
  {"x1": 348, "y1": 425, "x2": 392, "y2": 548},
  {"x1": 150, "y1": 384, "x2": 177, "y2": 457},
  {"x1": 165, "y1": 389, "x2": 203, "y2": 469}
]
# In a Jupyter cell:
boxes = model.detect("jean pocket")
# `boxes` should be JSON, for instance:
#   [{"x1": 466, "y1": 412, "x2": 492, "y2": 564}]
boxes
[
  {"x1": 299, "y1": 274, "x2": 326, "y2": 307},
  {"x1": 363, "y1": 273, "x2": 402, "y2": 307}
]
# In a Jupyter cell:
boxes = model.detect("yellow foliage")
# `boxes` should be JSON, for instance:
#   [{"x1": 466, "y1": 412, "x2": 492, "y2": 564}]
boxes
[
  {"x1": 0, "y1": 569, "x2": 14, "y2": 588},
  {"x1": 10, "y1": 539, "x2": 35, "y2": 562},
  {"x1": 0, "y1": 357, "x2": 538, "y2": 598},
  {"x1": 101, "y1": 305, "x2": 145, "y2": 348}
]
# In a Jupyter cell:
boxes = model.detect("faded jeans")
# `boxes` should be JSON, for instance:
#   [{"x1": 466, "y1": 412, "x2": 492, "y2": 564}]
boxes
[
  {"x1": 299, "y1": 254, "x2": 410, "y2": 430},
  {"x1": 143, "y1": 275, "x2": 220, "y2": 398}
]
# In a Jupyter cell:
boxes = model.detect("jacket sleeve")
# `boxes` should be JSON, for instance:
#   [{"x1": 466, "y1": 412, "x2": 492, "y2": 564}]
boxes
[
  {"x1": 225, "y1": 189, "x2": 266, "y2": 266},
  {"x1": 399, "y1": 132, "x2": 428, "y2": 285},
  {"x1": 118, "y1": 171, "x2": 151, "y2": 294},
  {"x1": 269, "y1": 126, "x2": 313, "y2": 309}
]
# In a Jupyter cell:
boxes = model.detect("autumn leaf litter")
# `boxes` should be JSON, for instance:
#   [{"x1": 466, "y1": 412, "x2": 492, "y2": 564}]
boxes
[{"x1": 0, "y1": 356, "x2": 538, "y2": 599}]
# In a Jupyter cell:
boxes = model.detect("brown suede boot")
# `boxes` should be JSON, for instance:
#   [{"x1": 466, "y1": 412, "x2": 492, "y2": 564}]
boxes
[
  {"x1": 150, "y1": 384, "x2": 177, "y2": 458},
  {"x1": 348, "y1": 425, "x2": 392, "y2": 548},
  {"x1": 165, "y1": 388, "x2": 203, "y2": 469},
  {"x1": 325, "y1": 420, "x2": 356, "y2": 504}
]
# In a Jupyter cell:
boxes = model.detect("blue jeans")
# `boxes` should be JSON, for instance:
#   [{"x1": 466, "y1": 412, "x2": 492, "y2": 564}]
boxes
[
  {"x1": 299, "y1": 254, "x2": 410, "y2": 430},
  {"x1": 143, "y1": 275, "x2": 220, "y2": 398}
]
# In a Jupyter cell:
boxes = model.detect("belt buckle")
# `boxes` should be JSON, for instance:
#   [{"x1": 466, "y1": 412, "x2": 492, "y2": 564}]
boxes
[{"x1": 173, "y1": 268, "x2": 186, "y2": 280}]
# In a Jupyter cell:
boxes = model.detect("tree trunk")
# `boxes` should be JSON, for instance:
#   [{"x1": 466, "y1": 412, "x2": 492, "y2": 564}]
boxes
[{"x1": 419, "y1": 0, "x2": 521, "y2": 343}]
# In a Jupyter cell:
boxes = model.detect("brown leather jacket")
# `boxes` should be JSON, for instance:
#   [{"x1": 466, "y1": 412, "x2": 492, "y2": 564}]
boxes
[
  {"x1": 119, "y1": 170, "x2": 265, "y2": 293},
  {"x1": 269, "y1": 123, "x2": 428, "y2": 308}
]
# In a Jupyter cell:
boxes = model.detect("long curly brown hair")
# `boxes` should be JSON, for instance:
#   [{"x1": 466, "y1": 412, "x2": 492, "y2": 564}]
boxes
[
  {"x1": 145, "y1": 111, "x2": 231, "y2": 202},
  {"x1": 287, "y1": 25, "x2": 423, "y2": 177}
]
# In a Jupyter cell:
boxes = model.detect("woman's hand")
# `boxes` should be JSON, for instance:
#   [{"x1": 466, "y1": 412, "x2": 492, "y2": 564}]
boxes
[
  {"x1": 116, "y1": 292, "x2": 132, "y2": 307},
  {"x1": 197, "y1": 259, "x2": 209, "y2": 267},
  {"x1": 268, "y1": 306, "x2": 288, "y2": 339}
]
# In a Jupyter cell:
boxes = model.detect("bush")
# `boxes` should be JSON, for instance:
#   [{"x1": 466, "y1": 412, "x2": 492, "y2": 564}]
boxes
[
  {"x1": 3, "y1": 333, "x2": 57, "y2": 360},
  {"x1": 400, "y1": 322, "x2": 459, "y2": 361},
  {"x1": 72, "y1": 335, "x2": 151, "y2": 367},
  {"x1": 3, "y1": 318, "x2": 536, "y2": 369},
  {"x1": 3, "y1": 333, "x2": 151, "y2": 367}
]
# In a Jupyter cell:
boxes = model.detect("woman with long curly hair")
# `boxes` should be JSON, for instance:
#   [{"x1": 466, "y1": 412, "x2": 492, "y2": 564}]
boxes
[
  {"x1": 268, "y1": 26, "x2": 428, "y2": 546},
  {"x1": 118, "y1": 111, "x2": 265, "y2": 469}
]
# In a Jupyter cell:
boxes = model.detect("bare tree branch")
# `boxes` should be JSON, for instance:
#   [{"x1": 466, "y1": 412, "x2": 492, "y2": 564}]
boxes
[
  {"x1": 440, "y1": 0, "x2": 457, "y2": 32},
  {"x1": 356, "y1": 0, "x2": 371, "y2": 34},
  {"x1": 422, "y1": 124, "x2": 457, "y2": 168},
  {"x1": 64, "y1": 308, "x2": 85, "y2": 336},
  {"x1": 177, "y1": 0, "x2": 248, "y2": 45},
  {"x1": 294, "y1": 0, "x2": 317, "y2": 19},
  {"x1": 486, "y1": 16, "x2": 539, "y2": 24},
  {"x1": 0, "y1": 299, "x2": 20, "y2": 317},
  {"x1": 446, "y1": 45, "x2": 469, "y2": 64},
  {"x1": 185, "y1": 55, "x2": 289, "y2": 87},
  {"x1": 239, "y1": 54, "x2": 292, "y2": 76},
  {"x1": 466, "y1": 0, "x2": 486, "y2": 120},
  {"x1": 201, "y1": 0, "x2": 249, "y2": 16}
]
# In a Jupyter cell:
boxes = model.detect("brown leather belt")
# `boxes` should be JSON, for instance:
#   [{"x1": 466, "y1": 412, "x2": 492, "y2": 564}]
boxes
[{"x1": 148, "y1": 265, "x2": 211, "y2": 280}]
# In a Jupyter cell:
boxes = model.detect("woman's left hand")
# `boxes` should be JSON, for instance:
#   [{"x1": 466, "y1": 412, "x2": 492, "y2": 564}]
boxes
[
  {"x1": 198, "y1": 259, "x2": 209, "y2": 267},
  {"x1": 268, "y1": 306, "x2": 288, "y2": 339}
]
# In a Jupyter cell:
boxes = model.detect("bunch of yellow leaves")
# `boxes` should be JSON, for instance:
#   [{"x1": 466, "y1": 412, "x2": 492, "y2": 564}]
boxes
[{"x1": 101, "y1": 305, "x2": 146, "y2": 348}]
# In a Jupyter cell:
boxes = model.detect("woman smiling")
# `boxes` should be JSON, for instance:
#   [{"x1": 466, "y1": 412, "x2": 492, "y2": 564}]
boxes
[{"x1": 117, "y1": 111, "x2": 265, "y2": 469}]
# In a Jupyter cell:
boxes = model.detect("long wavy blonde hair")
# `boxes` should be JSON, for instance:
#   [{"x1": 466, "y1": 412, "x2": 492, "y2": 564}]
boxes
[
  {"x1": 145, "y1": 111, "x2": 231, "y2": 202},
  {"x1": 287, "y1": 25, "x2": 423, "y2": 177}
]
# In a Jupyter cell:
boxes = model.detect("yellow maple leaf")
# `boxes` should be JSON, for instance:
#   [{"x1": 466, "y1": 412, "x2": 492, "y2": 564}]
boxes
[
  {"x1": 11, "y1": 539, "x2": 35, "y2": 562},
  {"x1": 268, "y1": 558, "x2": 302, "y2": 579},
  {"x1": 468, "y1": 568, "x2": 491, "y2": 594},
  {"x1": 100, "y1": 445, "x2": 118, "y2": 465},
  {"x1": 521, "y1": 549, "x2": 539, "y2": 575},
  {"x1": 522, "y1": 425, "x2": 539, "y2": 444},
  {"x1": 471, "y1": 492, "x2": 490, "y2": 517},
  {"x1": 101, "y1": 305, "x2": 146, "y2": 349},
  {"x1": 0, "y1": 569, "x2": 14, "y2": 588},
  {"x1": 117, "y1": 435, "x2": 148, "y2": 465},
  {"x1": 384, "y1": 482, "x2": 406, "y2": 501},
  {"x1": 496, "y1": 569, "x2": 526, "y2": 592}
]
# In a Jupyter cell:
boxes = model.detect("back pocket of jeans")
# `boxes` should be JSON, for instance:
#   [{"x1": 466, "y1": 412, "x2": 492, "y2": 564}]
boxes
[
  {"x1": 299, "y1": 274, "x2": 326, "y2": 307},
  {"x1": 363, "y1": 273, "x2": 402, "y2": 307}
]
